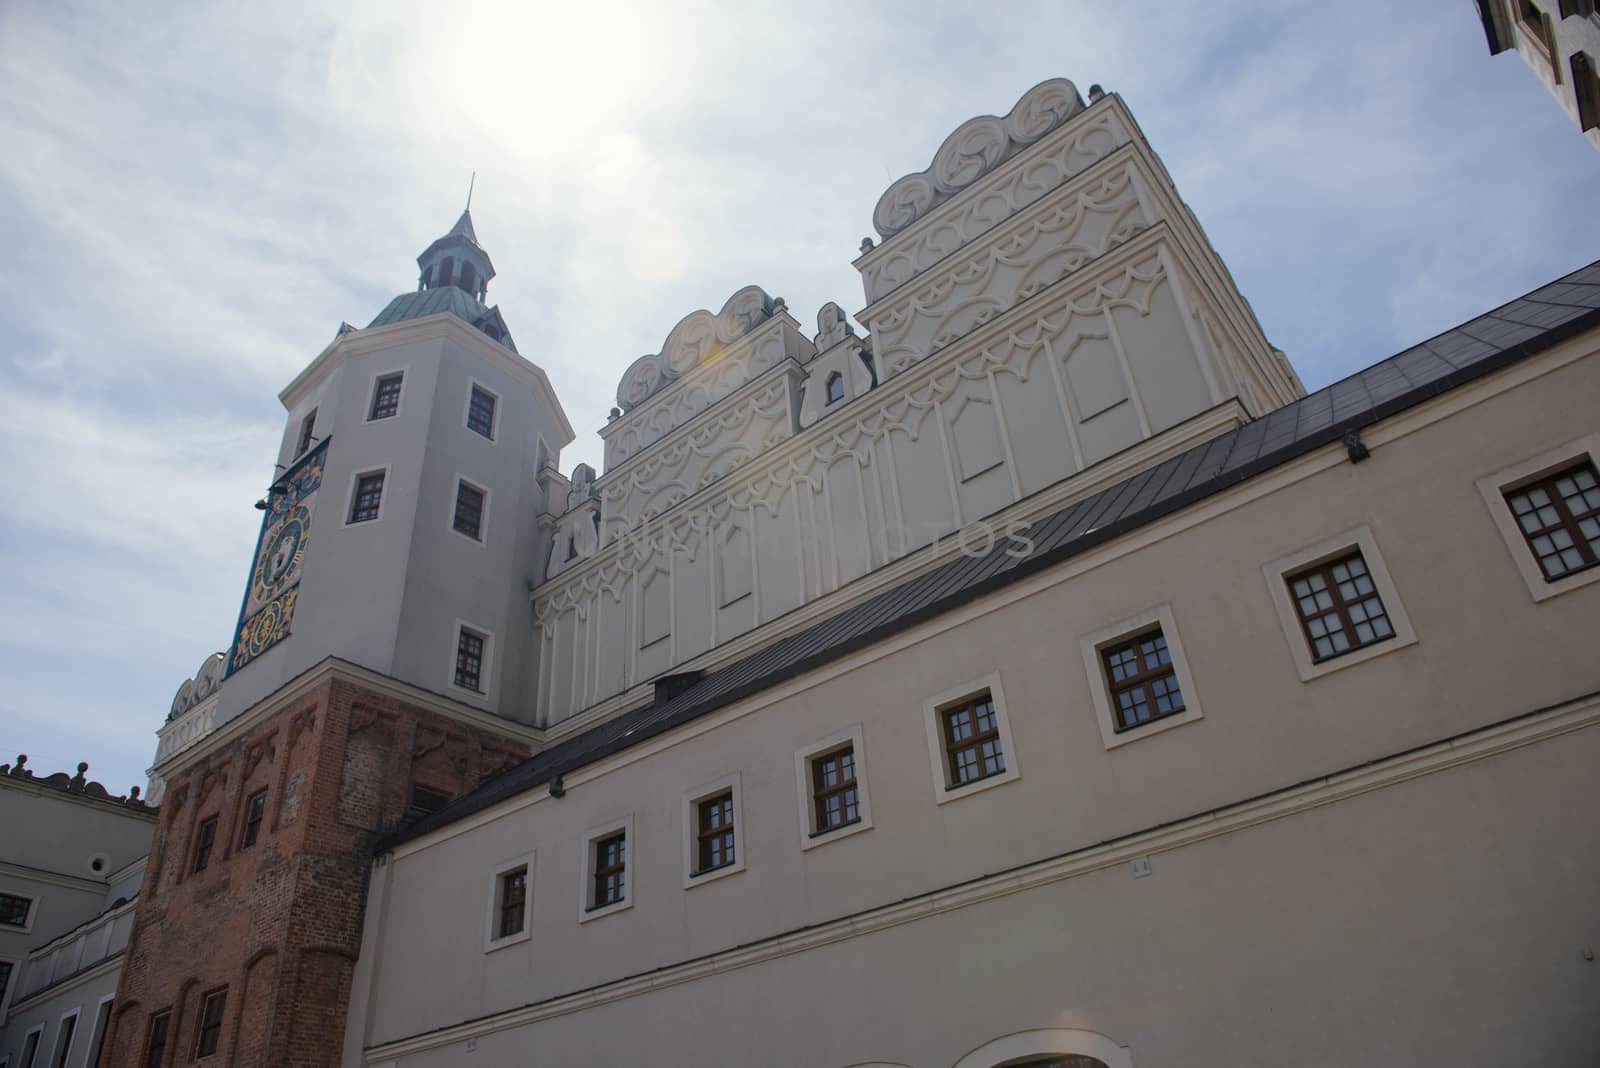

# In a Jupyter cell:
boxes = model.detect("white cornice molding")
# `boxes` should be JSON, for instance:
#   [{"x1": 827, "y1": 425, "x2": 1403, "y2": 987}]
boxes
[
  {"x1": 0, "y1": 861, "x2": 107, "y2": 896},
  {"x1": 366, "y1": 690, "x2": 1600, "y2": 1062},
  {"x1": 0, "y1": 777, "x2": 156, "y2": 824},
  {"x1": 149, "y1": 658, "x2": 545, "y2": 779},
  {"x1": 7, "y1": 953, "x2": 125, "y2": 1014},
  {"x1": 279, "y1": 313, "x2": 575, "y2": 446}
]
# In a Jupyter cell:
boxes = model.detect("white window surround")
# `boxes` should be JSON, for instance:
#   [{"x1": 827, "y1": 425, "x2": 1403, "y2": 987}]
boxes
[
  {"x1": 0, "y1": 954, "x2": 19, "y2": 1022},
  {"x1": 51, "y1": 1007, "x2": 80, "y2": 1067},
  {"x1": 448, "y1": 476, "x2": 491, "y2": 545},
  {"x1": 447, "y1": 619, "x2": 495, "y2": 700},
  {"x1": 464, "y1": 379, "x2": 500, "y2": 440},
  {"x1": 343, "y1": 465, "x2": 391, "y2": 527},
  {"x1": 18, "y1": 1024, "x2": 42, "y2": 1068},
  {"x1": 1476, "y1": 432, "x2": 1600, "y2": 603},
  {"x1": 1262, "y1": 525, "x2": 1418, "y2": 683},
  {"x1": 794, "y1": 724, "x2": 874, "y2": 851},
  {"x1": 921, "y1": 672, "x2": 1020, "y2": 803},
  {"x1": 86, "y1": 993, "x2": 115, "y2": 1067},
  {"x1": 1079, "y1": 603, "x2": 1205, "y2": 750},
  {"x1": 484, "y1": 852, "x2": 534, "y2": 952},
  {"x1": 0, "y1": 890, "x2": 34, "y2": 933},
  {"x1": 578, "y1": 814, "x2": 634, "y2": 923},
  {"x1": 681, "y1": 773, "x2": 745, "y2": 889},
  {"x1": 365, "y1": 368, "x2": 407, "y2": 422}
]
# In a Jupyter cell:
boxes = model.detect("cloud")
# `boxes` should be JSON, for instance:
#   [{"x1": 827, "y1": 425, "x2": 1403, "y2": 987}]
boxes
[{"x1": 2, "y1": 0, "x2": 1597, "y2": 793}]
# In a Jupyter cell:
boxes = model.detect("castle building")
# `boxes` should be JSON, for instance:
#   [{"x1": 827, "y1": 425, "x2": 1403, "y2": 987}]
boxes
[
  {"x1": 1474, "y1": 0, "x2": 1600, "y2": 150},
  {"x1": 6, "y1": 77, "x2": 1599, "y2": 1067}
]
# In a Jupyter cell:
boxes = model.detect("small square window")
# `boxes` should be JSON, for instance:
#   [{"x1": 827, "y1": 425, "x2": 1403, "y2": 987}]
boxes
[
  {"x1": 467, "y1": 384, "x2": 497, "y2": 439},
  {"x1": 1102, "y1": 629, "x2": 1186, "y2": 732},
  {"x1": 240, "y1": 790, "x2": 267, "y2": 849},
  {"x1": 194, "y1": 988, "x2": 226, "y2": 1058},
  {"x1": 453, "y1": 481, "x2": 486, "y2": 541},
  {"x1": 369, "y1": 372, "x2": 404, "y2": 420},
  {"x1": 295, "y1": 409, "x2": 317, "y2": 456},
  {"x1": 1286, "y1": 551, "x2": 1395, "y2": 662},
  {"x1": 454, "y1": 627, "x2": 486, "y2": 693},
  {"x1": 941, "y1": 693, "x2": 1005, "y2": 786},
  {"x1": 695, "y1": 792, "x2": 736, "y2": 874},
  {"x1": 795, "y1": 726, "x2": 874, "y2": 849},
  {"x1": 811, "y1": 745, "x2": 860, "y2": 834},
  {"x1": 143, "y1": 1012, "x2": 171, "y2": 1068},
  {"x1": 349, "y1": 471, "x2": 385, "y2": 524},
  {"x1": 192, "y1": 816, "x2": 219, "y2": 873},
  {"x1": 0, "y1": 892, "x2": 31, "y2": 929},
  {"x1": 497, "y1": 866, "x2": 527, "y2": 939},
  {"x1": 1504, "y1": 460, "x2": 1600, "y2": 582}
]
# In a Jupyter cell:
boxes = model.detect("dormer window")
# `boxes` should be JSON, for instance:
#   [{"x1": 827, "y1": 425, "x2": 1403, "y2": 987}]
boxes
[{"x1": 825, "y1": 371, "x2": 845, "y2": 405}]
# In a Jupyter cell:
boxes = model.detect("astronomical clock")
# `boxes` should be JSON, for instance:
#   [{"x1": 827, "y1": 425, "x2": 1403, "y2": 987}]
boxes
[{"x1": 226, "y1": 438, "x2": 330, "y2": 676}]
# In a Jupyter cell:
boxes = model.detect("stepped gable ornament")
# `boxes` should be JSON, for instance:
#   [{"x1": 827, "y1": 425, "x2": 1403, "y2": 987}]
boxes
[
  {"x1": 872, "y1": 78, "x2": 1085, "y2": 239},
  {"x1": 615, "y1": 285, "x2": 777, "y2": 412},
  {"x1": 815, "y1": 302, "x2": 856, "y2": 349}
]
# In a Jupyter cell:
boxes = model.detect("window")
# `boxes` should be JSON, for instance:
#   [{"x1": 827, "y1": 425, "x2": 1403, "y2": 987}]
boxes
[
  {"x1": 459, "y1": 262, "x2": 477, "y2": 295},
  {"x1": 592, "y1": 833, "x2": 626, "y2": 909},
  {"x1": 922, "y1": 674, "x2": 1020, "y2": 801},
  {"x1": 1507, "y1": 460, "x2": 1600, "y2": 581},
  {"x1": 467, "y1": 384, "x2": 498, "y2": 439},
  {"x1": 811, "y1": 746, "x2": 859, "y2": 833},
  {"x1": 240, "y1": 790, "x2": 267, "y2": 849},
  {"x1": 195, "y1": 988, "x2": 226, "y2": 1058},
  {"x1": 0, "y1": 893, "x2": 30, "y2": 928},
  {"x1": 50, "y1": 1012, "x2": 76, "y2": 1068},
  {"x1": 579, "y1": 816, "x2": 633, "y2": 920},
  {"x1": 1102, "y1": 630, "x2": 1185, "y2": 732},
  {"x1": 497, "y1": 866, "x2": 527, "y2": 939},
  {"x1": 454, "y1": 627, "x2": 486, "y2": 693},
  {"x1": 1080, "y1": 605, "x2": 1205, "y2": 749},
  {"x1": 437, "y1": 258, "x2": 454, "y2": 288},
  {"x1": 453, "y1": 480, "x2": 486, "y2": 541},
  {"x1": 825, "y1": 370, "x2": 844, "y2": 405},
  {"x1": 348, "y1": 470, "x2": 385, "y2": 524},
  {"x1": 294, "y1": 409, "x2": 317, "y2": 456},
  {"x1": 0, "y1": 959, "x2": 13, "y2": 1003},
  {"x1": 86, "y1": 998, "x2": 114, "y2": 1068},
  {"x1": 696, "y1": 793, "x2": 735, "y2": 873},
  {"x1": 142, "y1": 1012, "x2": 170, "y2": 1068},
  {"x1": 1286, "y1": 551, "x2": 1394, "y2": 662},
  {"x1": 18, "y1": 1028, "x2": 40, "y2": 1068},
  {"x1": 191, "y1": 816, "x2": 218, "y2": 873},
  {"x1": 405, "y1": 784, "x2": 450, "y2": 824},
  {"x1": 1574, "y1": 52, "x2": 1600, "y2": 132},
  {"x1": 369, "y1": 372, "x2": 404, "y2": 420}
]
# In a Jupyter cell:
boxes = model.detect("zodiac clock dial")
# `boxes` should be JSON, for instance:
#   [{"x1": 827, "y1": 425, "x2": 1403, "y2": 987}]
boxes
[{"x1": 253, "y1": 504, "x2": 311, "y2": 603}]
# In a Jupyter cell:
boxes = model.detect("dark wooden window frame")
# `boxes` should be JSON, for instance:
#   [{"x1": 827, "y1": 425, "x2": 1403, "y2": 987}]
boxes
[
  {"x1": 497, "y1": 866, "x2": 528, "y2": 939},
  {"x1": 368, "y1": 372, "x2": 404, "y2": 420},
  {"x1": 191, "y1": 816, "x2": 219, "y2": 873},
  {"x1": 349, "y1": 470, "x2": 385, "y2": 524},
  {"x1": 810, "y1": 745, "x2": 860, "y2": 835},
  {"x1": 939, "y1": 691, "x2": 1005, "y2": 788},
  {"x1": 240, "y1": 789, "x2": 268, "y2": 849},
  {"x1": 1571, "y1": 51, "x2": 1600, "y2": 133},
  {"x1": 1285, "y1": 551, "x2": 1395, "y2": 663},
  {"x1": 143, "y1": 1011, "x2": 171, "y2": 1068},
  {"x1": 590, "y1": 832, "x2": 627, "y2": 910},
  {"x1": 1100, "y1": 628, "x2": 1186, "y2": 733},
  {"x1": 0, "y1": 891, "x2": 31, "y2": 928},
  {"x1": 1504, "y1": 459, "x2": 1600, "y2": 581},
  {"x1": 467, "y1": 384, "x2": 498, "y2": 439},
  {"x1": 694, "y1": 791, "x2": 736, "y2": 875},
  {"x1": 454, "y1": 628, "x2": 486, "y2": 693},
  {"x1": 194, "y1": 987, "x2": 226, "y2": 1059},
  {"x1": 453, "y1": 480, "x2": 486, "y2": 541}
]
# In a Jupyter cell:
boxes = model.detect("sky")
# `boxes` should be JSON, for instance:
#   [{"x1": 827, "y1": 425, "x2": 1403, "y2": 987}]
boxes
[{"x1": 1, "y1": 0, "x2": 1596, "y2": 795}]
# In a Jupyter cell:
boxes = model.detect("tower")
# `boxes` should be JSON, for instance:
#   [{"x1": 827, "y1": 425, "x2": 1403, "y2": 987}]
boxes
[{"x1": 107, "y1": 212, "x2": 572, "y2": 1067}]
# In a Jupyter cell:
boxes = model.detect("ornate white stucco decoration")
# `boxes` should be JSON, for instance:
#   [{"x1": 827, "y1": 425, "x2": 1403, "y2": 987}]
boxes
[
  {"x1": 872, "y1": 79, "x2": 1085, "y2": 239},
  {"x1": 169, "y1": 651, "x2": 227, "y2": 721},
  {"x1": 615, "y1": 285, "x2": 778, "y2": 413},
  {"x1": 815, "y1": 302, "x2": 856, "y2": 350}
]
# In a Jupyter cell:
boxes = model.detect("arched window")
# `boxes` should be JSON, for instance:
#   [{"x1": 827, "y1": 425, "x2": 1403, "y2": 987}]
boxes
[
  {"x1": 419, "y1": 265, "x2": 433, "y2": 290},
  {"x1": 459, "y1": 262, "x2": 477, "y2": 294},
  {"x1": 437, "y1": 257, "x2": 454, "y2": 289},
  {"x1": 826, "y1": 371, "x2": 845, "y2": 405}
]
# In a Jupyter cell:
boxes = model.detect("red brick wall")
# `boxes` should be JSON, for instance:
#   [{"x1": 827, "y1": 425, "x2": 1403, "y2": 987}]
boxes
[{"x1": 102, "y1": 677, "x2": 528, "y2": 1067}]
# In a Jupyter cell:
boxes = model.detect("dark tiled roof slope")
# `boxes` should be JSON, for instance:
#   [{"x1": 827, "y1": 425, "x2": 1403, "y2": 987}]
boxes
[{"x1": 381, "y1": 261, "x2": 1600, "y2": 851}]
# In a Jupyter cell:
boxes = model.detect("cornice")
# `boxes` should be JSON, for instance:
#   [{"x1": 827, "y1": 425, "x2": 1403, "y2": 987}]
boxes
[
  {"x1": 7, "y1": 952, "x2": 125, "y2": 1013},
  {"x1": 0, "y1": 860, "x2": 108, "y2": 896},
  {"x1": 0, "y1": 776, "x2": 156, "y2": 824},
  {"x1": 366, "y1": 690, "x2": 1600, "y2": 1061},
  {"x1": 278, "y1": 313, "x2": 575, "y2": 445},
  {"x1": 149, "y1": 657, "x2": 546, "y2": 779}
]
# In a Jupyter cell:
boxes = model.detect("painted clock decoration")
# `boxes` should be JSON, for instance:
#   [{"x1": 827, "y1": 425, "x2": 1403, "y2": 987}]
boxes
[{"x1": 226, "y1": 438, "x2": 331, "y2": 677}]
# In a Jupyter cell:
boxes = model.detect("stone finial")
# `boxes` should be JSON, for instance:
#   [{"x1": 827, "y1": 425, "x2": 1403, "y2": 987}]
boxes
[
  {"x1": 860, "y1": 237, "x2": 875, "y2": 253},
  {"x1": 129, "y1": 785, "x2": 141, "y2": 801},
  {"x1": 1088, "y1": 84, "x2": 1106, "y2": 102},
  {"x1": 70, "y1": 762, "x2": 89, "y2": 792},
  {"x1": 7, "y1": 754, "x2": 27, "y2": 778},
  {"x1": 815, "y1": 302, "x2": 856, "y2": 350}
]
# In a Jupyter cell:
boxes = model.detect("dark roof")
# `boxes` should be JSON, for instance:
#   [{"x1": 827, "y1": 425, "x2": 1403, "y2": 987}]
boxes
[
  {"x1": 367, "y1": 286, "x2": 517, "y2": 352},
  {"x1": 379, "y1": 260, "x2": 1600, "y2": 852}
]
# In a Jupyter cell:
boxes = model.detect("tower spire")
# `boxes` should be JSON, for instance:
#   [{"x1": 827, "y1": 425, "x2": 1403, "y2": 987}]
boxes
[
  {"x1": 465, "y1": 171, "x2": 475, "y2": 212},
  {"x1": 415, "y1": 203, "x2": 494, "y2": 302}
]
